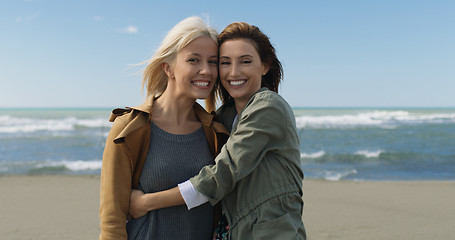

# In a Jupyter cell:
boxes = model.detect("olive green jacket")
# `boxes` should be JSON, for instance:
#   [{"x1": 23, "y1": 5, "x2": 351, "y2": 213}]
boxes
[
  {"x1": 191, "y1": 88, "x2": 306, "y2": 239},
  {"x1": 99, "y1": 97, "x2": 229, "y2": 240}
]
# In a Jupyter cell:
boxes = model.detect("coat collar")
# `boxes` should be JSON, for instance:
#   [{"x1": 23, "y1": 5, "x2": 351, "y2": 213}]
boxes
[
  {"x1": 112, "y1": 96, "x2": 228, "y2": 142},
  {"x1": 129, "y1": 95, "x2": 155, "y2": 115},
  {"x1": 129, "y1": 95, "x2": 215, "y2": 128}
]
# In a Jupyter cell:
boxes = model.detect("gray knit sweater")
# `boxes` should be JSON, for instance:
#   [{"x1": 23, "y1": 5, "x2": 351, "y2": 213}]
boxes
[{"x1": 126, "y1": 123, "x2": 214, "y2": 240}]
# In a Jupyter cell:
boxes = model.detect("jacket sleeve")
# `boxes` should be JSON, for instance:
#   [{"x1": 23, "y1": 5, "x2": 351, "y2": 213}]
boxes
[
  {"x1": 190, "y1": 94, "x2": 287, "y2": 205},
  {"x1": 99, "y1": 118, "x2": 132, "y2": 240}
]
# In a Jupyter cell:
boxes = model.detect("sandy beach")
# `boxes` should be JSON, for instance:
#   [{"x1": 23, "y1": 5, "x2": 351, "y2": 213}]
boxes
[{"x1": 1, "y1": 175, "x2": 454, "y2": 240}]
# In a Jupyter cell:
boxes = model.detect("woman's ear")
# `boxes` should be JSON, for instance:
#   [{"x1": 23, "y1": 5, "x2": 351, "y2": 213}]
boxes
[
  {"x1": 162, "y1": 62, "x2": 175, "y2": 79},
  {"x1": 262, "y1": 64, "x2": 270, "y2": 76}
]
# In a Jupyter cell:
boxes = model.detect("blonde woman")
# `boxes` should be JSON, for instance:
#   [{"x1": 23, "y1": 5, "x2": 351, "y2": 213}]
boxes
[{"x1": 99, "y1": 16, "x2": 229, "y2": 240}]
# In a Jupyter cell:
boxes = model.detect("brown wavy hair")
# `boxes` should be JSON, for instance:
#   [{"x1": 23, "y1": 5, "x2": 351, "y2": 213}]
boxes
[{"x1": 217, "y1": 22, "x2": 283, "y2": 104}]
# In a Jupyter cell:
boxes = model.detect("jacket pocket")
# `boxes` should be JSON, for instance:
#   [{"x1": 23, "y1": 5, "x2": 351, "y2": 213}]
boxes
[{"x1": 252, "y1": 213, "x2": 299, "y2": 240}]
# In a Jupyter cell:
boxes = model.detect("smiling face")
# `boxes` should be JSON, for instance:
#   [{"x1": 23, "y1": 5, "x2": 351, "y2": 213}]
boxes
[
  {"x1": 219, "y1": 39, "x2": 269, "y2": 107},
  {"x1": 165, "y1": 36, "x2": 218, "y2": 100}
]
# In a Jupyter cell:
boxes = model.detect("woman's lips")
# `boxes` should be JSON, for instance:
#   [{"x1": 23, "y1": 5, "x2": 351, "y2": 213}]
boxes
[
  {"x1": 192, "y1": 80, "x2": 210, "y2": 88},
  {"x1": 227, "y1": 80, "x2": 247, "y2": 87}
]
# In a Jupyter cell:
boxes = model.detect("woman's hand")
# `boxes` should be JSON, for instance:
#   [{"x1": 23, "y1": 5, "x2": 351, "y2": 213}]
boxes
[{"x1": 129, "y1": 189, "x2": 151, "y2": 219}]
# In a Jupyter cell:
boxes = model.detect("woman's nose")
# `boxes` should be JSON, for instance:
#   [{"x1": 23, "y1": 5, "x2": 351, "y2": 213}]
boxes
[
  {"x1": 199, "y1": 62, "x2": 212, "y2": 75},
  {"x1": 229, "y1": 63, "x2": 239, "y2": 77}
]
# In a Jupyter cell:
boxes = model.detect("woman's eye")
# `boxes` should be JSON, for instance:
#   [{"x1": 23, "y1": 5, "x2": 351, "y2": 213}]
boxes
[
  {"x1": 187, "y1": 58, "x2": 199, "y2": 63},
  {"x1": 209, "y1": 60, "x2": 218, "y2": 65},
  {"x1": 241, "y1": 60, "x2": 252, "y2": 64},
  {"x1": 220, "y1": 61, "x2": 230, "y2": 65}
]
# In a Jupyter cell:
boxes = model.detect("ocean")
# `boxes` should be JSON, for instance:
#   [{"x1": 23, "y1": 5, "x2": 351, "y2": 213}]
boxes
[{"x1": 1, "y1": 108, "x2": 454, "y2": 181}]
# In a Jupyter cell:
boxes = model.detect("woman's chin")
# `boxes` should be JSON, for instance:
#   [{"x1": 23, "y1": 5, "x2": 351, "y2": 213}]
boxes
[{"x1": 194, "y1": 93, "x2": 212, "y2": 100}]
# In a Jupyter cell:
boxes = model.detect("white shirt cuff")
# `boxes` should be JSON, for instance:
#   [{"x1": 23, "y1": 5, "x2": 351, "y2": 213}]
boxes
[{"x1": 178, "y1": 180, "x2": 209, "y2": 210}]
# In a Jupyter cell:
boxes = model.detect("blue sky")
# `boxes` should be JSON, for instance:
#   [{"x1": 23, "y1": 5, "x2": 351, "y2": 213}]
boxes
[{"x1": 1, "y1": 0, "x2": 454, "y2": 108}]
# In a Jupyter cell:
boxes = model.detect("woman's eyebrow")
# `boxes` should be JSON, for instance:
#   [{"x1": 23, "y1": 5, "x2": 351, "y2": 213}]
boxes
[
  {"x1": 238, "y1": 54, "x2": 253, "y2": 58},
  {"x1": 187, "y1": 53, "x2": 218, "y2": 58},
  {"x1": 220, "y1": 54, "x2": 253, "y2": 59}
]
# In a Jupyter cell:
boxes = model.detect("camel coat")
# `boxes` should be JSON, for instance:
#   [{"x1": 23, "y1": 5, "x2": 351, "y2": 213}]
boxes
[{"x1": 99, "y1": 97, "x2": 229, "y2": 240}]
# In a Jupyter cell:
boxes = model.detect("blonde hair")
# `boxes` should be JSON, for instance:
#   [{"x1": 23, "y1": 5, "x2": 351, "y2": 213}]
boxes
[{"x1": 141, "y1": 16, "x2": 219, "y2": 112}]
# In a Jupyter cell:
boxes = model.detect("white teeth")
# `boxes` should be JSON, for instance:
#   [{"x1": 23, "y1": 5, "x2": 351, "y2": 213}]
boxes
[
  {"x1": 193, "y1": 81, "x2": 209, "y2": 87},
  {"x1": 229, "y1": 80, "x2": 246, "y2": 86}
]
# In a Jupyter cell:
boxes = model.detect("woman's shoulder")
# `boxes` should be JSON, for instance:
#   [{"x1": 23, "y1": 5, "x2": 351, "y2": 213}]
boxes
[
  {"x1": 108, "y1": 106, "x2": 149, "y2": 136},
  {"x1": 241, "y1": 88, "x2": 296, "y2": 127},
  {"x1": 109, "y1": 107, "x2": 133, "y2": 122},
  {"x1": 247, "y1": 88, "x2": 292, "y2": 111}
]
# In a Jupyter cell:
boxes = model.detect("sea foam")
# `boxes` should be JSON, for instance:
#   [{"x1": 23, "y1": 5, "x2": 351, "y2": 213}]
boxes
[
  {"x1": 0, "y1": 115, "x2": 111, "y2": 133},
  {"x1": 38, "y1": 160, "x2": 102, "y2": 171},
  {"x1": 295, "y1": 111, "x2": 455, "y2": 129},
  {"x1": 301, "y1": 151, "x2": 325, "y2": 158},
  {"x1": 355, "y1": 150, "x2": 383, "y2": 158},
  {"x1": 320, "y1": 169, "x2": 358, "y2": 181}
]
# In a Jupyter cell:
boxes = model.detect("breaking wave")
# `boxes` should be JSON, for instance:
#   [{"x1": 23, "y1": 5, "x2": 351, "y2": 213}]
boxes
[{"x1": 295, "y1": 111, "x2": 455, "y2": 129}]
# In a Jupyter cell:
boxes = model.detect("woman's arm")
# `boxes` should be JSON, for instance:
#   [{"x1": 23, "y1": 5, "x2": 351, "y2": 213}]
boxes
[
  {"x1": 129, "y1": 92, "x2": 287, "y2": 212},
  {"x1": 99, "y1": 120, "x2": 133, "y2": 240},
  {"x1": 191, "y1": 92, "x2": 287, "y2": 204},
  {"x1": 129, "y1": 180, "x2": 210, "y2": 218},
  {"x1": 128, "y1": 187, "x2": 184, "y2": 218}
]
